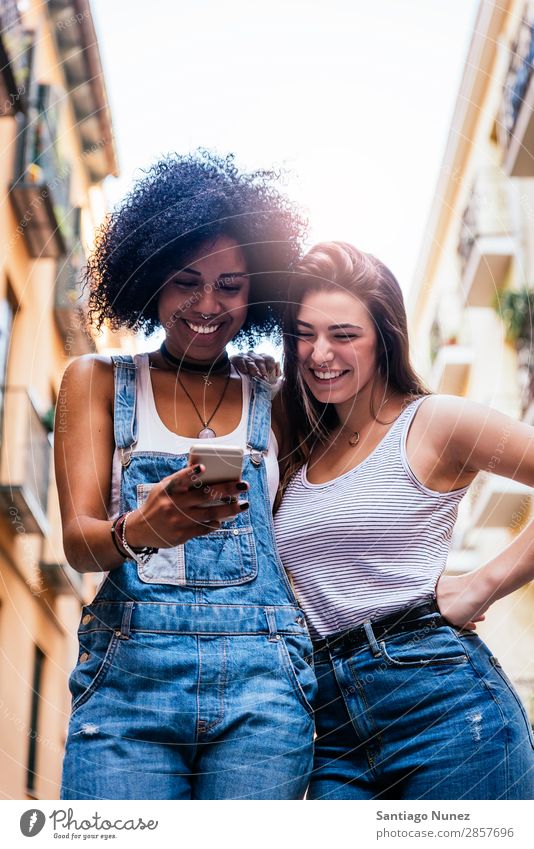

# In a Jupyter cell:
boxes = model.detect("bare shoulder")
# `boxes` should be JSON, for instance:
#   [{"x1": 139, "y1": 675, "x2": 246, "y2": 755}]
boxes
[
  {"x1": 411, "y1": 393, "x2": 500, "y2": 434},
  {"x1": 61, "y1": 354, "x2": 115, "y2": 400},
  {"x1": 411, "y1": 393, "x2": 534, "y2": 478}
]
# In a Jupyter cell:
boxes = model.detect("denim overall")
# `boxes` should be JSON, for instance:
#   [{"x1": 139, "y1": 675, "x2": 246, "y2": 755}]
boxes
[{"x1": 60, "y1": 356, "x2": 316, "y2": 800}]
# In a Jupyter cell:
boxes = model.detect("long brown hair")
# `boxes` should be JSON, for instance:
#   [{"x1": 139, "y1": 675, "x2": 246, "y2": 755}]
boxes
[{"x1": 277, "y1": 241, "x2": 430, "y2": 505}]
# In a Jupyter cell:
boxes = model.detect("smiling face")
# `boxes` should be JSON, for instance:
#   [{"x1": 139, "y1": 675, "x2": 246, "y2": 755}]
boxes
[
  {"x1": 158, "y1": 236, "x2": 250, "y2": 363},
  {"x1": 295, "y1": 288, "x2": 379, "y2": 404}
]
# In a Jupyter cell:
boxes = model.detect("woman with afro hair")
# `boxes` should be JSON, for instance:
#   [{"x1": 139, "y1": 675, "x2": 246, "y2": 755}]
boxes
[{"x1": 56, "y1": 150, "x2": 316, "y2": 800}]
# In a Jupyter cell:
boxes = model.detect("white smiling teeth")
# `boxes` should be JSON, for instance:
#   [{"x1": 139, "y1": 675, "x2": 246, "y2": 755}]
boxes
[
  {"x1": 313, "y1": 370, "x2": 345, "y2": 380},
  {"x1": 185, "y1": 320, "x2": 221, "y2": 334}
]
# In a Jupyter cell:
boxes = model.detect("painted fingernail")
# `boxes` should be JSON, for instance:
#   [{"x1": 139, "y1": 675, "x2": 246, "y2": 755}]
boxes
[
  {"x1": 236, "y1": 482, "x2": 249, "y2": 491},
  {"x1": 239, "y1": 501, "x2": 250, "y2": 511},
  {"x1": 193, "y1": 464, "x2": 203, "y2": 474}
]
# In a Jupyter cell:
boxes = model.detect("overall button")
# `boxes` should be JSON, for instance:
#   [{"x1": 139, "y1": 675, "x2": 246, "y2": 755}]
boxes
[
  {"x1": 82, "y1": 614, "x2": 93, "y2": 625},
  {"x1": 296, "y1": 616, "x2": 305, "y2": 627},
  {"x1": 79, "y1": 652, "x2": 90, "y2": 663}
]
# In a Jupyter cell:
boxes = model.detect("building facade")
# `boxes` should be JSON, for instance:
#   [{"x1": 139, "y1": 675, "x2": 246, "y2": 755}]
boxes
[
  {"x1": 0, "y1": 0, "x2": 132, "y2": 799},
  {"x1": 409, "y1": 0, "x2": 534, "y2": 722}
]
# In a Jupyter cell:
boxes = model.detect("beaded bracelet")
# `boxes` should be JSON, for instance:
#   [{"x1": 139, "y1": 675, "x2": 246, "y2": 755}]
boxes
[
  {"x1": 110, "y1": 514, "x2": 128, "y2": 559},
  {"x1": 111, "y1": 512, "x2": 158, "y2": 565}
]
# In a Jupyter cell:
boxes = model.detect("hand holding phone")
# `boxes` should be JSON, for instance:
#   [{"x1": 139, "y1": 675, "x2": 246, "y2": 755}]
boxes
[
  {"x1": 188, "y1": 444, "x2": 245, "y2": 507},
  {"x1": 188, "y1": 444, "x2": 244, "y2": 484}
]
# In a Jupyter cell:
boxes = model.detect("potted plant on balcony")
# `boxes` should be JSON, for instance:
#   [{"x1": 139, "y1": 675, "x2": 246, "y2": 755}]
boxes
[
  {"x1": 494, "y1": 287, "x2": 534, "y2": 345},
  {"x1": 495, "y1": 287, "x2": 534, "y2": 418}
]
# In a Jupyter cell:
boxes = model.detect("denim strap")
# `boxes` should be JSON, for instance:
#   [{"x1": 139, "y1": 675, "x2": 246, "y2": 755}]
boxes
[
  {"x1": 111, "y1": 355, "x2": 138, "y2": 466},
  {"x1": 246, "y1": 378, "x2": 271, "y2": 456}
]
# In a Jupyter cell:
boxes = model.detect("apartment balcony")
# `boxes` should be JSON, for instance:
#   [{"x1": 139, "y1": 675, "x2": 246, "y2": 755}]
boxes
[
  {"x1": 499, "y1": 14, "x2": 534, "y2": 176},
  {"x1": 47, "y1": 0, "x2": 118, "y2": 182},
  {"x1": 429, "y1": 344, "x2": 473, "y2": 395},
  {"x1": 54, "y1": 209, "x2": 94, "y2": 355},
  {"x1": 0, "y1": 0, "x2": 32, "y2": 116},
  {"x1": 457, "y1": 168, "x2": 515, "y2": 307},
  {"x1": 0, "y1": 387, "x2": 51, "y2": 535},
  {"x1": 9, "y1": 84, "x2": 71, "y2": 258},
  {"x1": 469, "y1": 473, "x2": 532, "y2": 530}
]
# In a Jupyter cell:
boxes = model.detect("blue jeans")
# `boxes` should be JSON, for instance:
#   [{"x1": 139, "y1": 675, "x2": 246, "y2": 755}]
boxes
[
  {"x1": 62, "y1": 610, "x2": 315, "y2": 799},
  {"x1": 61, "y1": 358, "x2": 315, "y2": 800},
  {"x1": 308, "y1": 612, "x2": 534, "y2": 799}
]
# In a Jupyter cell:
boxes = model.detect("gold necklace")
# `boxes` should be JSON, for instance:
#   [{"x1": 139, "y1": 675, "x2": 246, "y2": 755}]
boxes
[{"x1": 345, "y1": 395, "x2": 398, "y2": 447}]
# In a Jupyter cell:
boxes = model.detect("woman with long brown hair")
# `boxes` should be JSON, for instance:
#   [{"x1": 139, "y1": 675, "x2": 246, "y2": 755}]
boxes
[{"x1": 272, "y1": 240, "x2": 534, "y2": 799}]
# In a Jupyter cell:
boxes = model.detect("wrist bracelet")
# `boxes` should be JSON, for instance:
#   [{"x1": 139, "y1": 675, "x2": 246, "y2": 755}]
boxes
[
  {"x1": 110, "y1": 516, "x2": 128, "y2": 559},
  {"x1": 120, "y1": 510, "x2": 158, "y2": 565}
]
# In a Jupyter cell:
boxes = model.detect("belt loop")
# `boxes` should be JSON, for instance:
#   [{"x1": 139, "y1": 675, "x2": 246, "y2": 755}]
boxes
[
  {"x1": 116, "y1": 602, "x2": 134, "y2": 640},
  {"x1": 363, "y1": 620, "x2": 381, "y2": 658},
  {"x1": 265, "y1": 608, "x2": 279, "y2": 643}
]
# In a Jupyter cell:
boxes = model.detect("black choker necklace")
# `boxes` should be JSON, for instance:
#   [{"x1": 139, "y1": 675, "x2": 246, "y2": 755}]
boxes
[{"x1": 160, "y1": 342, "x2": 230, "y2": 377}]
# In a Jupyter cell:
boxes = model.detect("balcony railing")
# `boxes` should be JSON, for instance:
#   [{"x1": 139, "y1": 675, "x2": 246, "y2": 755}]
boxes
[
  {"x1": 457, "y1": 167, "x2": 515, "y2": 306},
  {"x1": 499, "y1": 5, "x2": 534, "y2": 176},
  {"x1": 0, "y1": 0, "x2": 32, "y2": 116},
  {"x1": 0, "y1": 387, "x2": 51, "y2": 535},
  {"x1": 9, "y1": 83, "x2": 71, "y2": 258}
]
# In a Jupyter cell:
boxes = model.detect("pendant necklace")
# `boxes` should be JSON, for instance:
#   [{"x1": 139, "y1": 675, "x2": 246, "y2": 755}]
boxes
[
  {"x1": 345, "y1": 395, "x2": 396, "y2": 447},
  {"x1": 160, "y1": 343, "x2": 231, "y2": 438}
]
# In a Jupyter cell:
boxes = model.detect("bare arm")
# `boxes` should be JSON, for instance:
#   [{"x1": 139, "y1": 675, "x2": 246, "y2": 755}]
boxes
[
  {"x1": 55, "y1": 355, "x2": 250, "y2": 573},
  {"x1": 424, "y1": 395, "x2": 534, "y2": 626}
]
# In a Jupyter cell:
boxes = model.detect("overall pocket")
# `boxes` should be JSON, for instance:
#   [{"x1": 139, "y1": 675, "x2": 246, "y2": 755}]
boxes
[
  {"x1": 135, "y1": 483, "x2": 258, "y2": 587},
  {"x1": 379, "y1": 625, "x2": 468, "y2": 668},
  {"x1": 69, "y1": 628, "x2": 121, "y2": 715},
  {"x1": 277, "y1": 634, "x2": 317, "y2": 716}
]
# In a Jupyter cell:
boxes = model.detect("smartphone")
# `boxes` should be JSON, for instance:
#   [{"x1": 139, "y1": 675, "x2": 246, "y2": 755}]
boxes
[{"x1": 188, "y1": 444, "x2": 244, "y2": 487}]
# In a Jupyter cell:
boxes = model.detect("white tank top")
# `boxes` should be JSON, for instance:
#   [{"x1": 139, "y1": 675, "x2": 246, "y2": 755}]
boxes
[
  {"x1": 108, "y1": 353, "x2": 279, "y2": 517},
  {"x1": 274, "y1": 396, "x2": 469, "y2": 638}
]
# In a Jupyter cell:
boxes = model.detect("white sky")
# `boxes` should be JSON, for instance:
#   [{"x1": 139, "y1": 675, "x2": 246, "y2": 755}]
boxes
[{"x1": 91, "y1": 0, "x2": 479, "y2": 296}]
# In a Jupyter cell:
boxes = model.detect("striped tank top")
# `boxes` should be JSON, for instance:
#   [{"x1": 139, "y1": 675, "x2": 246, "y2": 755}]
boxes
[{"x1": 273, "y1": 396, "x2": 470, "y2": 638}]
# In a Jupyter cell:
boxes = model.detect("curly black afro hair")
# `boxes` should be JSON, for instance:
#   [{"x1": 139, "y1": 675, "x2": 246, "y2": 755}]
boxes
[{"x1": 86, "y1": 149, "x2": 307, "y2": 342}]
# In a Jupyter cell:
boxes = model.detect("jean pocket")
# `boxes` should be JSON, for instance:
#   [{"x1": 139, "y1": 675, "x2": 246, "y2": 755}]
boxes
[
  {"x1": 490, "y1": 656, "x2": 534, "y2": 749},
  {"x1": 278, "y1": 635, "x2": 318, "y2": 716},
  {"x1": 135, "y1": 483, "x2": 258, "y2": 587},
  {"x1": 380, "y1": 627, "x2": 468, "y2": 668},
  {"x1": 69, "y1": 629, "x2": 121, "y2": 715}
]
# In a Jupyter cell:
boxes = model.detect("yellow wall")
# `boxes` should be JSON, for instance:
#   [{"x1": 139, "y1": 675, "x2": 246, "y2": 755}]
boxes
[{"x1": 0, "y1": 1, "x2": 127, "y2": 799}]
